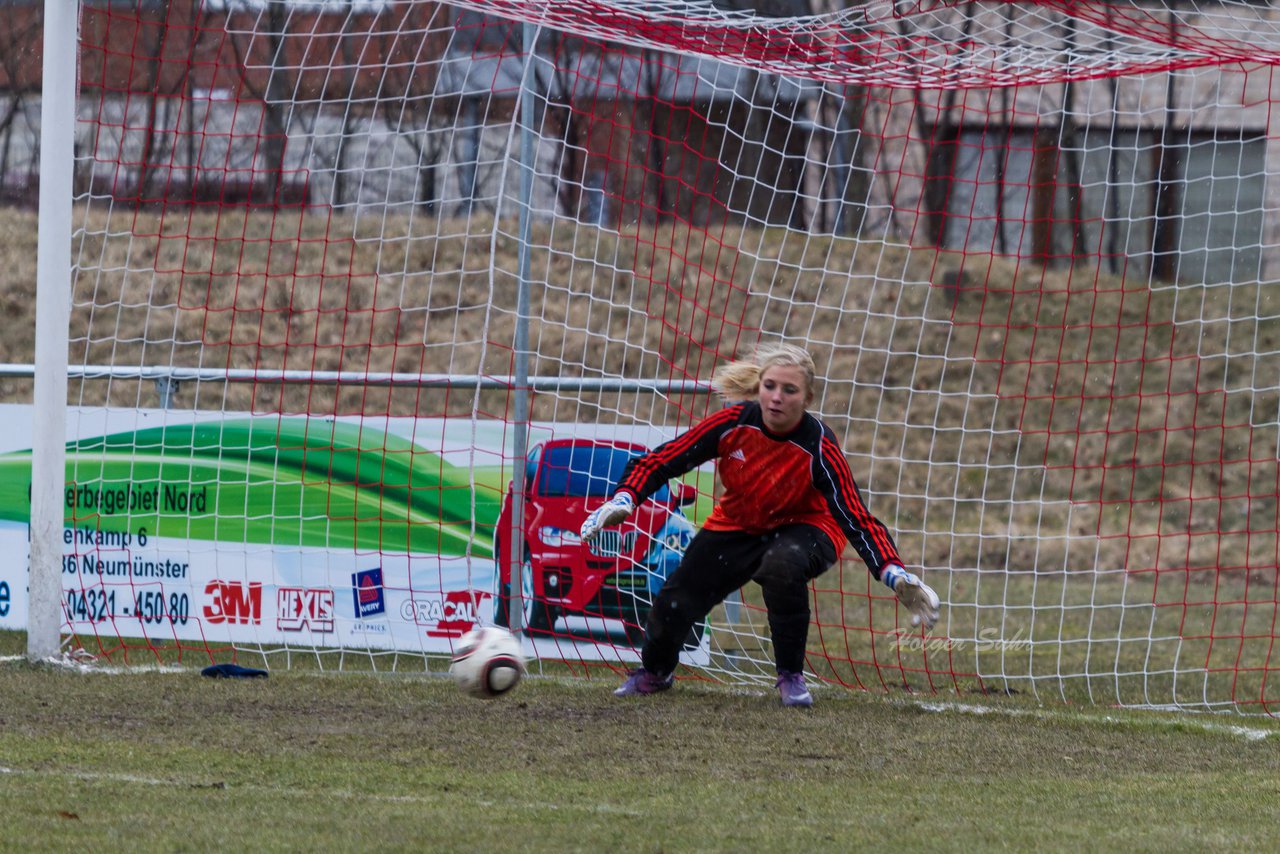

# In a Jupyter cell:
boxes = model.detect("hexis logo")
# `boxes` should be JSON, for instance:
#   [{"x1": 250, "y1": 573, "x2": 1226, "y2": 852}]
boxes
[{"x1": 277, "y1": 587, "x2": 335, "y2": 632}]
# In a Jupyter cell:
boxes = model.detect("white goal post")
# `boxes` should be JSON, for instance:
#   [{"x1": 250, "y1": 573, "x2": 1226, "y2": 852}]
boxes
[{"x1": 28, "y1": 0, "x2": 80, "y2": 659}]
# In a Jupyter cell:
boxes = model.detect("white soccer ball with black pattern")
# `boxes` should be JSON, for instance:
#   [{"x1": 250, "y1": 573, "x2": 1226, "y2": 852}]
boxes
[{"x1": 449, "y1": 626, "x2": 526, "y2": 698}]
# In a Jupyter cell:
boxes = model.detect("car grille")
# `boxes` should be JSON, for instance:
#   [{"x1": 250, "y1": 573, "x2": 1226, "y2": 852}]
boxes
[{"x1": 587, "y1": 529, "x2": 637, "y2": 557}]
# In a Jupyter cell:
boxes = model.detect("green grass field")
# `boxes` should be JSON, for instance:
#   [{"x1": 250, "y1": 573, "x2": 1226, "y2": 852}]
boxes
[{"x1": 2, "y1": 632, "x2": 1278, "y2": 852}]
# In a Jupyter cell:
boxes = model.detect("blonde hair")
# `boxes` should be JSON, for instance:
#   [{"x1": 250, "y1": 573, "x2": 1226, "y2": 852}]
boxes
[{"x1": 711, "y1": 343, "x2": 817, "y2": 404}]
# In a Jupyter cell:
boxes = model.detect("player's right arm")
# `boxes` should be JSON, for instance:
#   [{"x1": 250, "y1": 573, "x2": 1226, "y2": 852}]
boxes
[
  {"x1": 614, "y1": 404, "x2": 742, "y2": 502},
  {"x1": 580, "y1": 404, "x2": 742, "y2": 542}
]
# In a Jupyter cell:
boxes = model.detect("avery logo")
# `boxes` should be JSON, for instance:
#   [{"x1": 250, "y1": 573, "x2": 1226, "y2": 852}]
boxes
[
  {"x1": 203, "y1": 580, "x2": 263, "y2": 625},
  {"x1": 352, "y1": 568, "x2": 386, "y2": 619},
  {"x1": 277, "y1": 587, "x2": 335, "y2": 632},
  {"x1": 400, "y1": 589, "x2": 492, "y2": 638}
]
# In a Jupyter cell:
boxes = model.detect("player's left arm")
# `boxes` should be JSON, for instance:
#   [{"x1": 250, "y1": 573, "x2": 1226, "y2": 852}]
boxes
[{"x1": 813, "y1": 432, "x2": 940, "y2": 631}]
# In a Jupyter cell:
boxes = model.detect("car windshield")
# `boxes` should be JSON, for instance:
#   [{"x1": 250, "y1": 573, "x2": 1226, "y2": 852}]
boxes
[{"x1": 535, "y1": 444, "x2": 670, "y2": 501}]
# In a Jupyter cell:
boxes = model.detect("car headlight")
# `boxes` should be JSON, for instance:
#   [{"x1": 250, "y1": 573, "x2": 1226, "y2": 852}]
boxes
[{"x1": 537, "y1": 526, "x2": 581, "y2": 548}]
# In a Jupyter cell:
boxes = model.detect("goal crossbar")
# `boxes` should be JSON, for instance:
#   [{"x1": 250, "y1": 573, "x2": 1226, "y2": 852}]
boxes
[{"x1": 0, "y1": 364, "x2": 712, "y2": 395}]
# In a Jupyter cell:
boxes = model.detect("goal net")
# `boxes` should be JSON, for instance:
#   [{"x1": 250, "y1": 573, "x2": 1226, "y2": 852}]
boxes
[{"x1": 10, "y1": 0, "x2": 1279, "y2": 713}]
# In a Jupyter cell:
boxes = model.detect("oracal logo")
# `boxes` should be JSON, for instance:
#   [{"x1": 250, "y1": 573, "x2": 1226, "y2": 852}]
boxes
[
  {"x1": 203, "y1": 581, "x2": 263, "y2": 625},
  {"x1": 277, "y1": 587, "x2": 335, "y2": 633},
  {"x1": 400, "y1": 589, "x2": 492, "y2": 638}
]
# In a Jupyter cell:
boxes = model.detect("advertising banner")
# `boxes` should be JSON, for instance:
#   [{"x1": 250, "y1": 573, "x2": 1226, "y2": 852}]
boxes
[{"x1": 0, "y1": 407, "x2": 710, "y2": 665}]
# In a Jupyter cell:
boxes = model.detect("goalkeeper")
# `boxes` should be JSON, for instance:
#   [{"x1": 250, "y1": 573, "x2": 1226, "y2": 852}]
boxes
[{"x1": 580, "y1": 343, "x2": 940, "y2": 707}]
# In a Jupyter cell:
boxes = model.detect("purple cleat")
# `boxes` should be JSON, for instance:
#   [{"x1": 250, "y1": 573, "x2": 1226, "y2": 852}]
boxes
[
  {"x1": 614, "y1": 667, "x2": 674, "y2": 697},
  {"x1": 776, "y1": 670, "x2": 813, "y2": 708}
]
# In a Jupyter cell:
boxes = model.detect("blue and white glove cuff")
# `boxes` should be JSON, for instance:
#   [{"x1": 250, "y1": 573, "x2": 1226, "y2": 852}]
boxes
[{"x1": 882, "y1": 563, "x2": 909, "y2": 591}]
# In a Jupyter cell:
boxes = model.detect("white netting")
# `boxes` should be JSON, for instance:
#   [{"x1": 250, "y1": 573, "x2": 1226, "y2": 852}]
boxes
[{"x1": 6, "y1": 0, "x2": 1271, "y2": 712}]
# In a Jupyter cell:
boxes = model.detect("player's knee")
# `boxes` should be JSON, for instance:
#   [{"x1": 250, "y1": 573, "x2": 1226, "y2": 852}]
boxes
[{"x1": 753, "y1": 541, "x2": 808, "y2": 589}]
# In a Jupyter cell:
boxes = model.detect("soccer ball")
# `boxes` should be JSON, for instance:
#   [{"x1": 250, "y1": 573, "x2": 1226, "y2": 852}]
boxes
[{"x1": 449, "y1": 626, "x2": 526, "y2": 699}]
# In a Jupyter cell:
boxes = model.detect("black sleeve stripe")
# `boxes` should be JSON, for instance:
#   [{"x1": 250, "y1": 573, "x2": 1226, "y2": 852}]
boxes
[
  {"x1": 827, "y1": 444, "x2": 895, "y2": 560},
  {"x1": 819, "y1": 434, "x2": 899, "y2": 564},
  {"x1": 649, "y1": 405, "x2": 740, "y2": 466},
  {"x1": 639, "y1": 405, "x2": 737, "y2": 473},
  {"x1": 619, "y1": 405, "x2": 741, "y2": 499}
]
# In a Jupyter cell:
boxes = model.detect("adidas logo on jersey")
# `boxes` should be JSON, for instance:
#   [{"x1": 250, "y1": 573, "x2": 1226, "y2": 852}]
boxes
[{"x1": 728, "y1": 449, "x2": 746, "y2": 462}]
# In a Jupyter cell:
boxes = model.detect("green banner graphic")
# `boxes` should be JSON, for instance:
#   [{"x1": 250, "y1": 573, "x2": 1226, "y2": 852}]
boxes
[{"x1": 0, "y1": 418, "x2": 505, "y2": 558}]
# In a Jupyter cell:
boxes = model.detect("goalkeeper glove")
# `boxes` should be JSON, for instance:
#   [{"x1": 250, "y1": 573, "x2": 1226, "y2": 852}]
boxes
[
  {"x1": 882, "y1": 564, "x2": 941, "y2": 631},
  {"x1": 579, "y1": 493, "x2": 635, "y2": 543}
]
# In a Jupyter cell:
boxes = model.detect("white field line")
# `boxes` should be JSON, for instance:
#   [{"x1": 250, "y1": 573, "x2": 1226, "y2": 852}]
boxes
[
  {"x1": 910, "y1": 699, "x2": 1279, "y2": 742},
  {"x1": 1, "y1": 654, "x2": 189, "y2": 674},
  {"x1": 0, "y1": 765, "x2": 645, "y2": 815}
]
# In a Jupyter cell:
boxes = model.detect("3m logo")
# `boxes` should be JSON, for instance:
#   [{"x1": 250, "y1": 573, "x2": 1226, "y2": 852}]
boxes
[
  {"x1": 277, "y1": 587, "x2": 335, "y2": 632},
  {"x1": 352, "y1": 568, "x2": 386, "y2": 619},
  {"x1": 203, "y1": 580, "x2": 263, "y2": 625}
]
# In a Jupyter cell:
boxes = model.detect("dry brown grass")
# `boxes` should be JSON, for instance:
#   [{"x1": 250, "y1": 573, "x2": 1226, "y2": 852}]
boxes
[{"x1": 3, "y1": 204, "x2": 1276, "y2": 575}]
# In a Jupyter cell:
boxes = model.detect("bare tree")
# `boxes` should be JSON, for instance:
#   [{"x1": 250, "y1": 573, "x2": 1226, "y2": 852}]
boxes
[
  {"x1": 911, "y1": 0, "x2": 972, "y2": 249},
  {"x1": 0, "y1": 7, "x2": 43, "y2": 204},
  {"x1": 367, "y1": 2, "x2": 452, "y2": 213},
  {"x1": 133, "y1": 0, "x2": 182, "y2": 201},
  {"x1": 529, "y1": 29, "x2": 624, "y2": 221},
  {"x1": 1149, "y1": 12, "x2": 1182, "y2": 283},
  {"x1": 224, "y1": 0, "x2": 294, "y2": 203},
  {"x1": 639, "y1": 47, "x2": 673, "y2": 224},
  {"x1": 329, "y1": 0, "x2": 365, "y2": 208}
]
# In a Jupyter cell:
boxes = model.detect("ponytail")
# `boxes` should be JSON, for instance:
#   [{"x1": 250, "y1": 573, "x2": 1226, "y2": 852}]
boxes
[
  {"x1": 711, "y1": 343, "x2": 817, "y2": 404},
  {"x1": 710, "y1": 360, "x2": 762, "y2": 403}
]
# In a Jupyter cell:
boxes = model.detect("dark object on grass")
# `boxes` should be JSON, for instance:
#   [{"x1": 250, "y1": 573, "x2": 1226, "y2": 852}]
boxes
[{"x1": 201, "y1": 663, "x2": 269, "y2": 679}]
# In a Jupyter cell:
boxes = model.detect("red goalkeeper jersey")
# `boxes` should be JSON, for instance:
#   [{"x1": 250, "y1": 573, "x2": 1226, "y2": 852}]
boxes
[{"x1": 615, "y1": 402, "x2": 902, "y2": 579}]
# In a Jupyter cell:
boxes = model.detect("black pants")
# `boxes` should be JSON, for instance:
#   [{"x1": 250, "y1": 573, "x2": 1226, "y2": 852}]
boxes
[{"x1": 640, "y1": 524, "x2": 838, "y2": 676}]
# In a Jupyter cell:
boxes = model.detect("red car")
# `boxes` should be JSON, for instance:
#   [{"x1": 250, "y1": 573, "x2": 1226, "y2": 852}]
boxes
[{"x1": 493, "y1": 438, "x2": 698, "y2": 643}]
